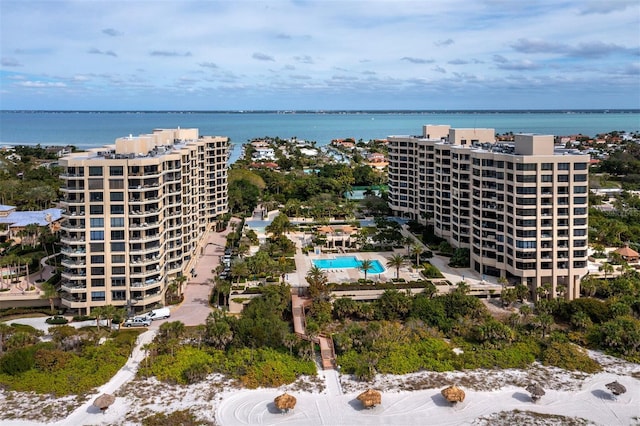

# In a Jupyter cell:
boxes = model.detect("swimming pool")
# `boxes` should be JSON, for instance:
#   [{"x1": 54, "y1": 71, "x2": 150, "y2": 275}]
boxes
[{"x1": 312, "y1": 256, "x2": 385, "y2": 274}]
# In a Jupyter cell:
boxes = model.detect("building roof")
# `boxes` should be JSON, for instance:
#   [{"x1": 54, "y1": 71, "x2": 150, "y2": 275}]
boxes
[
  {"x1": 0, "y1": 208, "x2": 63, "y2": 227},
  {"x1": 615, "y1": 246, "x2": 639, "y2": 258}
]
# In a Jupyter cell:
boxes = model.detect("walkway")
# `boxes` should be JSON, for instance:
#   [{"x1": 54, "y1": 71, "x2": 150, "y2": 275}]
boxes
[
  {"x1": 291, "y1": 291, "x2": 336, "y2": 370},
  {"x1": 39, "y1": 222, "x2": 235, "y2": 424}
]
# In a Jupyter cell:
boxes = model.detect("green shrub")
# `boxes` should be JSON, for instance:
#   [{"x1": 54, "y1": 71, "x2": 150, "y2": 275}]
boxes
[
  {"x1": 45, "y1": 316, "x2": 68, "y2": 325},
  {"x1": 142, "y1": 410, "x2": 203, "y2": 426},
  {"x1": 0, "y1": 345, "x2": 40, "y2": 375},
  {"x1": 540, "y1": 341, "x2": 602, "y2": 373},
  {"x1": 139, "y1": 346, "x2": 214, "y2": 384},
  {"x1": 0, "y1": 336, "x2": 131, "y2": 395}
]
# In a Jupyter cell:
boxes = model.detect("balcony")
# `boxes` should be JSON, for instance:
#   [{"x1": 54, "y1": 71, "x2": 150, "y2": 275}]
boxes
[
  {"x1": 60, "y1": 295, "x2": 88, "y2": 308},
  {"x1": 61, "y1": 258, "x2": 85, "y2": 268},
  {"x1": 60, "y1": 235, "x2": 86, "y2": 245}
]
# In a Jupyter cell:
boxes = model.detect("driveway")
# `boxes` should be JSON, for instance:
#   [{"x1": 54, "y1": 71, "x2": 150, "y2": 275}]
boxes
[{"x1": 169, "y1": 223, "x2": 233, "y2": 326}]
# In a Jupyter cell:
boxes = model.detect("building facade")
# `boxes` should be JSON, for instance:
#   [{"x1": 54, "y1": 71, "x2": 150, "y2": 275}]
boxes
[
  {"x1": 58, "y1": 128, "x2": 228, "y2": 314},
  {"x1": 388, "y1": 125, "x2": 589, "y2": 300}
]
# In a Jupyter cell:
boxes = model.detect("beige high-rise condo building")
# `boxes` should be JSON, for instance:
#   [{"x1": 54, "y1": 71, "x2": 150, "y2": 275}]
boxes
[
  {"x1": 58, "y1": 128, "x2": 228, "y2": 314},
  {"x1": 388, "y1": 125, "x2": 589, "y2": 300}
]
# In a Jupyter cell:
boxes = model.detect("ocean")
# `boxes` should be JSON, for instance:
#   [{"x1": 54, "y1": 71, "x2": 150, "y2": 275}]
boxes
[{"x1": 1, "y1": 110, "x2": 639, "y2": 163}]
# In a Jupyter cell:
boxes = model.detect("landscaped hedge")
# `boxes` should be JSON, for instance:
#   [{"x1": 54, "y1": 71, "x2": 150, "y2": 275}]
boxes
[{"x1": 331, "y1": 280, "x2": 434, "y2": 292}]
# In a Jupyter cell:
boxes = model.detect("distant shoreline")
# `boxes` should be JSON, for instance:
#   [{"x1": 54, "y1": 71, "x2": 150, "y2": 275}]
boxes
[{"x1": 2, "y1": 109, "x2": 639, "y2": 114}]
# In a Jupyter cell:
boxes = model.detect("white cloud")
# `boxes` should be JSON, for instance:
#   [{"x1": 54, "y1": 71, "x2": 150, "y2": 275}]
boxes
[{"x1": 0, "y1": 0, "x2": 637, "y2": 109}]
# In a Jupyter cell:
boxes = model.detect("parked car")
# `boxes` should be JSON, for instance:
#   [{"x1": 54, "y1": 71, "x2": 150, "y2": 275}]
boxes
[
  {"x1": 124, "y1": 317, "x2": 151, "y2": 327},
  {"x1": 143, "y1": 307, "x2": 171, "y2": 321}
]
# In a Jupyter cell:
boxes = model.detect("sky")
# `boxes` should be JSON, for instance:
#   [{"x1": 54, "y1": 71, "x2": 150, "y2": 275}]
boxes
[{"x1": 1, "y1": 0, "x2": 639, "y2": 110}]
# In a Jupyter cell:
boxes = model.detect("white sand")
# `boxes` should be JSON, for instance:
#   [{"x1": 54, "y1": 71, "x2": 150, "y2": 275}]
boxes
[{"x1": 1, "y1": 348, "x2": 638, "y2": 425}]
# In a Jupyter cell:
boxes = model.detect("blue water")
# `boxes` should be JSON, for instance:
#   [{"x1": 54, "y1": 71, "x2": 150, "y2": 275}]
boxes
[
  {"x1": 313, "y1": 256, "x2": 385, "y2": 274},
  {"x1": 1, "y1": 111, "x2": 639, "y2": 163}
]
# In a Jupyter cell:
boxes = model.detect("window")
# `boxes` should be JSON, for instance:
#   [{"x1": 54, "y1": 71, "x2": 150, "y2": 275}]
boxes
[
  {"x1": 91, "y1": 278, "x2": 105, "y2": 286},
  {"x1": 91, "y1": 291, "x2": 106, "y2": 301},
  {"x1": 111, "y1": 242, "x2": 126, "y2": 252},
  {"x1": 111, "y1": 254, "x2": 125, "y2": 263},
  {"x1": 557, "y1": 175, "x2": 569, "y2": 182},
  {"x1": 90, "y1": 230, "x2": 104, "y2": 240},
  {"x1": 90, "y1": 192, "x2": 103, "y2": 202},
  {"x1": 90, "y1": 243, "x2": 104, "y2": 252},
  {"x1": 109, "y1": 179, "x2": 124, "y2": 189},
  {"x1": 110, "y1": 192, "x2": 124, "y2": 202},
  {"x1": 112, "y1": 266, "x2": 126, "y2": 274},
  {"x1": 573, "y1": 174, "x2": 587, "y2": 182},
  {"x1": 541, "y1": 175, "x2": 553, "y2": 182},
  {"x1": 90, "y1": 255, "x2": 104, "y2": 264},
  {"x1": 90, "y1": 218, "x2": 104, "y2": 228},
  {"x1": 110, "y1": 205, "x2": 124, "y2": 214},
  {"x1": 558, "y1": 163, "x2": 570, "y2": 170},
  {"x1": 573, "y1": 162, "x2": 588, "y2": 170},
  {"x1": 111, "y1": 277, "x2": 126, "y2": 287},
  {"x1": 516, "y1": 175, "x2": 537, "y2": 183},
  {"x1": 112, "y1": 290, "x2": 126, "y2": 300},
  {"x1": 516, "y1": 240, "x2": 537, "y2": 249},
  {"x1": 90, "y1": 205, "x2": 103, "y2": 214},
  {"x1": 111, "y1": 230, "x2": 125, "y2": 240},
  {"x1": 88, "y1": 179, "x2": 103, "y2": 190},
  {"x1": 516, "y1": 187, "x2": 537, "y2": 194},
  {"x1": 89, "y1": 166, "x2": 103, "y2": 176},
  {"x1": 110, "y1": 166, "x2": 123, "y2": 176},
  {"x1": 541, "y1": 163, "x2": 553, "y2": 170},
  {"x1": 574, "y1": 229, "x2": 587, "y2": 236},
  {"x1": 574, "y1": 218, "x2": 587, "y2": 226},
  {"x1": 574, "y1": 186, "x2": 587, "y2": 194},
  {"x1": 574, "y1": 197, "x2": 587, "y2": 204},
  {"x1": 111, "y1": 217, "x2": 125, "y2": 227},
  {"x1": 516, "y1": 163, "x2": 536, "y2": 171},
  {"x1": 90, "y1": 267, "x2": 105, "y2": 275}
]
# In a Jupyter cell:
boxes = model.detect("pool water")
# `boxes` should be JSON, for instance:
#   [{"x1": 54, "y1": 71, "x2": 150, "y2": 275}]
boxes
[{"x1": 313, "y1": 256, "x2": 385, "y2": 274}]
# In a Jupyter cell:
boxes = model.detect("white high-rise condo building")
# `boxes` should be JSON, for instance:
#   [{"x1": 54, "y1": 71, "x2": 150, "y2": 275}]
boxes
[
  {"x1": 58, "y1": 128, "x2": 228, "y2": 314},
  {"x1": 388, "y1": 125, "x2": 589, "y2": 300}
]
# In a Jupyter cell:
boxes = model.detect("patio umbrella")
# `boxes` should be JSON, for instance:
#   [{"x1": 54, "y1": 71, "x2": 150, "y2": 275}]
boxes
[
  {"x1": 606, "y1": 381, "x2": 626, "y2": 396},
  {"x1": 274, "y1": 393, "x2": 297, "y2": 413},
  {"x1": 357, "y1": 388, "x2": 382, "y2": 408},
  {"x1": 93, "y1": 393, "x2": 115, "y2": 413},
  {"x1": 441, "y1": 385, "x2": 465, "y2": 404},
  {"x1": 526, "y1": 383, "x2": 545, "y2": 402}
]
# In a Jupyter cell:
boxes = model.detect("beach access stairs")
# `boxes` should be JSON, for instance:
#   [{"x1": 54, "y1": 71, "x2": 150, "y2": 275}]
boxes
[{"x1": 291, "y1": 291, "x2": 336, "y2": 370}]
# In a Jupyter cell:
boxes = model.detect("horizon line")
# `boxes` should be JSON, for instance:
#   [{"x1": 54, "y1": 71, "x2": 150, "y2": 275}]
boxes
[{"x1": 2, "y1": 108, "x2": 640, "y2": 114}]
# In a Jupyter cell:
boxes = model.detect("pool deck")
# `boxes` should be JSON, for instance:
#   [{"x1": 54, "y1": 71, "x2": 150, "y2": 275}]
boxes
[{"x1": 253, "y1": 225, "x2": 500, "y2": 294}]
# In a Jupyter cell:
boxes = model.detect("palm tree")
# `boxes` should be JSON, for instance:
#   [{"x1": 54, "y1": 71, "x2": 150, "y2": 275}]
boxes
[
  {"x1": 101, "y1": 304, "x2": 118, "y2": 329},
  {"x1": 230, "y1": 261, "x2": 249, "y2": 283},
  {"x1": 411, "y1": 244, "x2": 424, "y2": 267},
  {"x1": 306, "y1": 265, "x2": 330, "y2": 301},
  {"x1": 282, "y1": 333, "x2": 299, "y2": 356},
  {"x1": 92, "y1": 305, "x2": 105, "y2": 330},
  {"x1": 386, "y1": 254, "x2": 406, "y2": 279},
  {"x1": 175, "y1": 275, "x2": 187, "y2": 297},
  {"x1": 359, "y1": 259, "x2": 374, "y2": 282},
  {"x1": 40, "y1": 281, "x2": 58, "y2": 314},
  {"x1": 599, "y1": 262, "x2": 614, "y2": 279}
]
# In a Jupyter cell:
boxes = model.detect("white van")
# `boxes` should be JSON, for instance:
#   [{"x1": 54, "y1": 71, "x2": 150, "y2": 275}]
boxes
[{"x1": 144, "y1": 307, "x2": 171, "y2": 321}]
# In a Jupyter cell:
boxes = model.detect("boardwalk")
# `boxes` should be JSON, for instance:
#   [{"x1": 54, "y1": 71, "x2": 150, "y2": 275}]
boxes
[{"x1": 291, "y1": 291, "x2": 336, "y2": 370}]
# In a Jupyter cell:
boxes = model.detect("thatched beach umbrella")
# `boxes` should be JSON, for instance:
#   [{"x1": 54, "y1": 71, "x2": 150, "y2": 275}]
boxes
[
  {"x1": 274, "y1": 393, "x2": 297, "y2": 413},
  {"x1": 606, "y1": 381, "x2": 626, "y2": 396},
  {"x1": 93, "y1": 393, "x2": 115, "y2": 413},
  {"x1": 441, "y1": 385, "x2": 465, "y2": 404},
  {"x1": 526, "y1": 383, "x2": 545, "y2": 402},
  {"x1": 357, "y1": 388, "x2": 382, "y2": 408}
]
